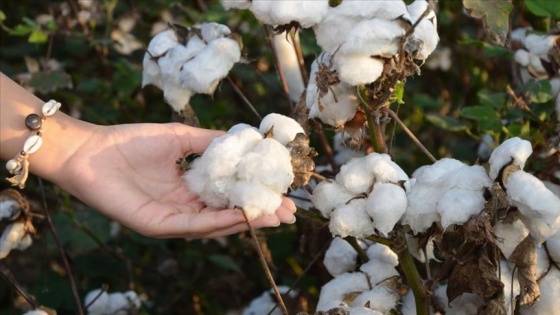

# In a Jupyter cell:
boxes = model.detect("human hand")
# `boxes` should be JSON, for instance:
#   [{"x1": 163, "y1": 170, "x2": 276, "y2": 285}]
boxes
[{"x1": 56, "y1": 123, "x2": 296, "y2": 238}]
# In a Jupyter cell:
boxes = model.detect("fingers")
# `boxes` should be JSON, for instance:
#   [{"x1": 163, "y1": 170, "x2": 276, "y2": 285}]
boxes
[{"x1": 170, "y1": 123, "x2": 225, "y2": 154}]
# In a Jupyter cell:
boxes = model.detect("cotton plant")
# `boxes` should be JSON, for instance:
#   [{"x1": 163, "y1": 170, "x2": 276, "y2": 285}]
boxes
[
  {"x1": 184, "y1": 113, "x2": 314, "y2": 220},
  {"x1": 0, "y1": 189, "x2": 35, "y2": 260},
  {"x1": 84, "y1": 288, "x2": 142, "y2": 315},
  {"x1": 142, "y1": 22, "x2": 241, "y2": 114}
]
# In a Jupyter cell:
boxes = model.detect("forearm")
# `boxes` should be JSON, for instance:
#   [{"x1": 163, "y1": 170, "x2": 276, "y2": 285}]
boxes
[{"x1": 0, "y1": 72, "x2": 99, "y2": 187}]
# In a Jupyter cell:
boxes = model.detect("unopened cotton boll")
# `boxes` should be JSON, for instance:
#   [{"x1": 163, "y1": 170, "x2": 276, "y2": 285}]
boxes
[
  {"x1": 229, "y1": 181, "x2": 283, "y2": 220},
  {"x1": 316, "y1": 272, "x2": 371, "y2": 311},
  {"x1": 84, "y1": 289, "x2": 110, "y2": 314},
  {"x1": 180, "y1": 37, "x2": 241, "y2": 95},
  {"x1": 352, "y1": 286, "x2": 399, "y2": 313},
  {"x1": 0, "y1": 221, "x2": 30, "y2": 259},
  {"x1": 249, "y1": 0, "x2": 329, "y2": 28},
  {"x1": 335, "y1": 54, "x2": 385, "y2": 86},
  {"x1": 494, "y1": 219, "x2": 530, "y2": 259},
  {"x1": 366, "y1": 183, "x2": 407, "y2": 235},
  {"x1": 329, "y1": 199, "x2": 375, "y2": 238},
  {"x1": 259, "y1": 113, "x2": 305, "y2": 145},
  {"x1": 324, "y1": 237, "x2": 359, "y2": 277},
  {"x1": 310, "y1": 180, "x2": 354, "y2": 218},
  {"x1": 505, "y1": 170, "x2": 560, "y2": 245}
]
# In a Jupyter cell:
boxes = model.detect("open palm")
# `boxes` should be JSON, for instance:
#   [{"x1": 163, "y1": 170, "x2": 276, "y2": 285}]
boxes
[{"x1": 58, "y1": 123, "x2": 296, "y2": 238}]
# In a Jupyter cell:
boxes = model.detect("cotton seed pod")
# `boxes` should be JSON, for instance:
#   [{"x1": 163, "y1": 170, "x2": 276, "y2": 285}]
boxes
[
  {"x1": 5, "y1": 159, "x2": 21, "y2": 173},
  {"x1": 23, "y1": 135, "x2": 43, "y2": 154},
  {"x1": 41, "y1": 100, "x2": 61, "y2": 116}
]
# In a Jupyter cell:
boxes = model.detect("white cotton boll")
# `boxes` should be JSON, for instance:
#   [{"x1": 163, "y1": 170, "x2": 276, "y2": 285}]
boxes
[
  {"x1": 259, "y1": 113, "x2": 305, "y2": 145},
  {"x1": 324, "y1": 237, "x2": 359, "y2": 277},
  {"x1": 520, "y1": 267, "x2": 560, "y2": 315},
  {"x1": 412, "y1": 158, "x2": 465, "y2": 184},
  {"x1": 494, "y1": 219, "x2": 530, "y2": 259},
  {"x1": 352, "y1": 286, "x2": 399, "y2": 313},
  {"x1": 366, "y1": 243, "x2": 398, "y2": 267},
  {"x1": 339, "y1": 19, "x2": 404, "y2": 57},
  {"x1": 184, "y1": 158, "x2": 208, "y2": 195},
  {"x1": 412, "y1": 18, "x2": 439, "y2": 60},
  {"x1": 274, "y1": 32, "x2": 305, "y2": 103},
  {"x1": 505, "y1": 170, "x2": 560, "y2": 245},
  {"x1": 336, "y1": 156, "x2": 373, "y2": 195},
  {"x1": 402, "y1": 182, "x2": 441, "y2": 234},
  {"x1": 237, "y1": 139, "x2": 294, "y2": 192},
  {"x1": 180, "y1": 37, "x2": 241, "y2": 95},
  {"x1": 335, "y1": 54, "x2": 385, "y2": 86},
  {"x1": 229, "y1": 181, "x2": 283, "y2": 220},
  {"x1": 162, "y1": 82, "x2": 192, "y2": 113},
  {"x1": 307, "y1": 81, "x2": 359, "y2": 128},
  {"x1": 544, "y1": 181, "x2": 560, "y2": 198},
  {"x1": 84, "y1": 289, "x2": 110, "y2": 314},
  {"x1": 367, "y1": 154, "x2": 409, "y2": 184},
  {"x1": 316, "y1": 272, "x2": 371, "y2": 311},
  {"x1": 123, "y1": 291, "x2": 141, "y2": 309},
  {"x1": 0, "y1": 222, "x2": 27, "y2": 259},
  {"x1": 360, "y1": 260, "x2": 399, "y2": 285},
  {"x1": 147, "y1": 29, "x2": 179, "y2": 57},
  {"x1": 407, "y1": 0, "x2": 430, "y2": 22},
  {"x1": 243, "y1": 286, "x2": 296, "y2": 315},
  {"x1": 337, "y1": 0, "x2": 409, "y2": 21},
  {"x1": 524, "y1": 34, "x2": 557, "y2": 60},
  {"x1": 200, "y1": 177, "x2": 234, "y2": 208},
  {"x1": 510, "y1": 27, "x2": 531, "y2": 44},
  {"x1": 142, "y1": 54, "x2": 163, "y2": 89},
  {"x1": 366, "y1": 183, "x2": 407, "y2": 235},
  {"x1": 529, "y1": 54, "x2": 547, "y2": 76},
  {"x1": 0, "y1": 200, "x2": 20, "y2": 221},
  {"x1": 401, "y1": 290, "x2": 416, "y2": 315},
  {"x1": 220, "y1": 0, "x2": 251, "y2": 10},
  {"x1": 514, "y1": 49, "x2": 531, "y2": 67},
  {"x1": 489, "y1": 137, "x2": 533, "y2": 180},
  {"x1": 547, "y1": 230, "x2": 560, "y2": 264},
  {"x1": 311, "y1": 180, "x2": 354, "y2": 218},
  {"x1": 107, "y1": 292, "x2": 129, "y2": 314},
  {"x1": 228, "y1": 123, "x2": 256, "y2": 134},
  {"x1": 196, "y1": 22, "x2": 231, "y2": 42},
  {"x1": 329, "y1": 199, "x2": 376, "y2": 238},
  {"x1": 313, "y1": 11, "x2": 361, "y2": 53},
  {"x1": 437, "y1": 188, "x2": 485, "y2": 229},
  {"x1": 249, "y1": 0, "x2": 329, "y2": 28},
  {"x1": 22, "y1": 311, "x2": 49, "y2": 315},
  {"x1": 16, "y1": 234, "x2": 32, "y2": 251}
]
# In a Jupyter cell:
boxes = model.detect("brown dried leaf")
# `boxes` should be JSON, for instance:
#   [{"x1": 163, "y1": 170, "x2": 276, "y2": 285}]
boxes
[
  {"x1": 286, "y1": 133, "x2": 317, "y2": 189},
  {"x1": 509, "y1": 234, "x2": 540, "y2": 306}
]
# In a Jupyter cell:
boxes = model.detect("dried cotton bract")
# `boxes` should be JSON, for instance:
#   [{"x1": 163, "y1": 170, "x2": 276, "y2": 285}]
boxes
[
  {"x1": 185, "y1": 114, "x2": 303, "y2": 220},
  {"x1": 142, "y1": 23, "x2": 241, "y2": 113}
]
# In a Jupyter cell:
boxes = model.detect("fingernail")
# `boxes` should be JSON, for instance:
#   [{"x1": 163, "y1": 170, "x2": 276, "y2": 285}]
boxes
[
  {"x1": 274, "y1": 220, "x2": 281, "y2": 227},
  {"x1": 289, "y1": 216, "x2": 297, "y2": 224}
]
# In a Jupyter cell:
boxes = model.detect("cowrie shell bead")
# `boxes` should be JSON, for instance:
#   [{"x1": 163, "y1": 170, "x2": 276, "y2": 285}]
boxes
[
  {"x1": 23, "y1": 135, "x2": 43, "y2": 154},
  {"x1": 42, "y1": 100, "x2": 61, "y2": 117},
  {"x1": 6, "y1": 159, "x2": 21, "y2": 173}
]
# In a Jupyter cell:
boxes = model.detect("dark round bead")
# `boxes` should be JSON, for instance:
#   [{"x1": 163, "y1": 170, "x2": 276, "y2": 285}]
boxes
[{"x1": 25, "y1": 113, "x2": 42, "y2": 130}]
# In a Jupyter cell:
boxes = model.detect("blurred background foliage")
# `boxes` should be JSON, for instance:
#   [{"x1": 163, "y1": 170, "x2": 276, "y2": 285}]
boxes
[{"x1": 0, "y1": 0, "x2": 558, "y2": 314}]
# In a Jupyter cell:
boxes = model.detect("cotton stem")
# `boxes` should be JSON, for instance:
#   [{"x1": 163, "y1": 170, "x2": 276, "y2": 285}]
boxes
[
  {"x1": 357, "y1": 86, "x2": 387, "y2": 154},
  {"x1": 239, "y1": 207, "x2": 288, "y2": 315},
  {"x1": 344, "y1": 236, "x2": 369, "y2": 263},
  {"x1": 397, "y1": 241, "x2": 429, "y2": 315}
]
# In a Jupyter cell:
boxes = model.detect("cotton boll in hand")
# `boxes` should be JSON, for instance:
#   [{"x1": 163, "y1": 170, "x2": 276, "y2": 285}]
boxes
[
  {"x1": 259, "y1": 113, "x2": 305, "y2": 145},
  {"x1": 229, "y1": 181, "x2": 283, "y2": 220}
]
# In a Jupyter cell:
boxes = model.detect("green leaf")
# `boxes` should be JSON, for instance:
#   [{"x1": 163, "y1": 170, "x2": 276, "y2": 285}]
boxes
[
  {"x1": 28, "y1": 29, "x2": 48, "y2": 44},
  {"x1": 393, "y1": 80, "x2": 405, "y2": 105},
  {"x1": 525, "y1": 0, "x2": 560, "y2": 18},
  {"x1": 29, "y1": 70, "x2": 73, "y2": 94},
  {"x1": 462, "y1": 0, "x2": 513, "y2": 46},
  {"x1": 461, "y1": 106, "x2": 500, "y2": 121},
  {"x1": 207, "y1": 254, "x2": 243, "y2": 274},
  {"x1": 10, "y1": 24, "x2": 34, "y2": 35},
  {"x1": 477, "y1": 89, "x2": 506, "y2": 109},
  {"x1": 524, "y1": 79, "x2": 553, "y2": 104},
  {"x1": 426, "y1": 114, "x2": 471, "y2": 132}
]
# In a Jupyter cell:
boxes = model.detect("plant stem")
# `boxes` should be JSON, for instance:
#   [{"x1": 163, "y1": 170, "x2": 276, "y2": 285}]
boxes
[
  {"x1": 397, "y1": 243, "x2": 429, "y2": 315},
  {"x1": 344, "y1": 237, "x2": 369, "y2": 263},
  {"x1": 0, "y1": 262, "x2": 37, "y2": 309},
  {"x1": 240, "y1": 207, "x2": 288, "y2": 315},
  {"x1": 227, "y1": 76, "x2": 262, "y2": 121},
  {"x1": 39, "y1": 179, "x2": 84, "y2": 315},
  {"x1": 357, "y1": 86, "x2": 387, "y2": 153}
]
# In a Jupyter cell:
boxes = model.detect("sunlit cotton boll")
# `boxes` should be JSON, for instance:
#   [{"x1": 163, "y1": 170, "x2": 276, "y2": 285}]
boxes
[
  {"x1": 0, "y1": 222, "x2": 31, "y2": 259},
  {"x1": 313, "y1": 10, "x2": 361, "y2": 53},
  {"x1": 335, "y1": 54, "x2": 385, "y2": 86},
  {"x1": 310, "y1": 180, "x2": 354, "y2": 218},
  {"x1": 229, "y1": 181, "x2": 283, "y2": 220},
  {"x1": 338, "y1": 19, "x2": 404, "y2": 58},
  {"x1": 142, "y1": 29, "x2": 179, "y2": 89},
  {"x1": 505, "y1": 170, "x2": 560, "y2": 245},
  {"x1": 180, "y1": 37, "x2": 241, "y2": 95},
  {"x1": 324, "y1": 237, "x2": 359, "y2": 277},
  {"x1": 366, "y1": 243, "x2": 398, "y2": 267},
  {"x1": 437, "y1": 187, "x2": 486, "y2": 229},
  {"x1": 366, "y1": 183, "x2": 407, "y2": 235},
  {"x1": 366, "y1": 153, "x2": 409, "y2": 184},
  {"x1": 335, "y1": 156, "x2": 373, "y2": 195},
  {"x1": 489, "y1": 137, "x2": 533, "y2": 180},
  {"x1": 329, "y1": 199, "x2": 375, "y2": 238},
  {"x1": 352, "y1": 286, "x2": 399, "y2": 313},
  {"x1": 249, "y1": 0, "x2": 329, "y2": 28},
  {"x1": 259, "y1": 113, "x2": 305, "y2": 145},
  {"x1": 335, "y1": 0, "x2": 409, "y2": 21},
  {"x1": 316, "y1": 272, "x2": 371, "y2": 311},
  {"x1": 306, "y1": 77, "x2": 359, "y2": 128},
  {"x1": 407, "y1": 0, "x2": 439, "y2": 60}
]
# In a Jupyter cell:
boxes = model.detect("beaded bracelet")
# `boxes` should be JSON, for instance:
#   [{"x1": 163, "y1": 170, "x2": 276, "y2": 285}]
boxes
[{"x1": 5, "y1": 100, "x2": 61, "y2": 189}]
